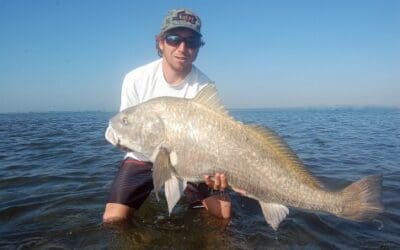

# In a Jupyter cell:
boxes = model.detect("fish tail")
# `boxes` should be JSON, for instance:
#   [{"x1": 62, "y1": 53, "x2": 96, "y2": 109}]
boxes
[{"x1": 337, "y1": 175, "x2": 383, "y2": 221}]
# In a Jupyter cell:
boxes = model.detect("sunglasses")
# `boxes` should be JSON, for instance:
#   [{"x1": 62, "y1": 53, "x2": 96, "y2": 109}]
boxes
[{"x1": 164, "y1": 34, "x2": 204, "y2": 49}]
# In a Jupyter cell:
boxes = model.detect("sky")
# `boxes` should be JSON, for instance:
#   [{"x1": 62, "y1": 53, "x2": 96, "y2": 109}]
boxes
[{"x1": 0, "y1": 0, "x2": 399, "y2": 113}]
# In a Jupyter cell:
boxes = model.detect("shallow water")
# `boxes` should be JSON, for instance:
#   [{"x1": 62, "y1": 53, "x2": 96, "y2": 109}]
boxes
[{"x1": 0, "y1": 108, "x2": 399, "y2": 249}]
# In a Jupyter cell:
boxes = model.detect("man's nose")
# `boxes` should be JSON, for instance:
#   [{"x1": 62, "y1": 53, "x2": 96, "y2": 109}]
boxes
[{"x1": 177, "y1": 40, "x2": 188, "y2": 51}]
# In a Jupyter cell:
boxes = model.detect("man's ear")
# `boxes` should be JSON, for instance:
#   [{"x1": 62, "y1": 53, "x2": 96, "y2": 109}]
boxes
[{"x1": 158, "y1": 38, "x2": 164, "y2": 52}]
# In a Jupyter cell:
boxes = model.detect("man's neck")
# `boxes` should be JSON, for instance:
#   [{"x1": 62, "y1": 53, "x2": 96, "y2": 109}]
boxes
[{"x1": 162, "y1": 60, "x2": 192, "y2": 86}]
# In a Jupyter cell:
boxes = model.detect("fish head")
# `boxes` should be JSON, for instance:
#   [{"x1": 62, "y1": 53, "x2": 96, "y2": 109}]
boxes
[{"x1": 105, "y1": 106, "x2": 166, "y2": 157}]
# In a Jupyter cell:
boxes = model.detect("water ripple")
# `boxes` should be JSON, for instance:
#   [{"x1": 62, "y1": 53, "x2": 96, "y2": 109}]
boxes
[{"x1": 0, "y1": 109, "x2": 399, "y2": 248}]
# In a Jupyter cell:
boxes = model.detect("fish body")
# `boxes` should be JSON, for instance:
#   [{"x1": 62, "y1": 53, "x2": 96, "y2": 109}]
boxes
[{"x1": 105, "y1": 85, "x2": 383, "y2": 230}]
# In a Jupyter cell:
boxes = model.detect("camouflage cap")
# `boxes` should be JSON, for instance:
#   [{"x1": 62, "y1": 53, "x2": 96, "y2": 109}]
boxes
[{"x1": 160, "y1": 9, "x2": 202, "y2": 36}]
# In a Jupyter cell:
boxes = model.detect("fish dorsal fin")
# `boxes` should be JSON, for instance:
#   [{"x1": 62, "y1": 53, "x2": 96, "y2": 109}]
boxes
[
  {"x1": 192, "y1": 84, "x2": 227, "y2": 114},
  {"x1": 260, "y1": 202, "x2": 289, "y2": 230},
  {"x1": 247, "y1": 125, "x2": 322, "y2": 188}
]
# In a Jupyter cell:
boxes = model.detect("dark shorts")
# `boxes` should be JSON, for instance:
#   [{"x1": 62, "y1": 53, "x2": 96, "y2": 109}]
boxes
[{"x1": 107, "y1": 158, "x2": 212, "y2": 209}]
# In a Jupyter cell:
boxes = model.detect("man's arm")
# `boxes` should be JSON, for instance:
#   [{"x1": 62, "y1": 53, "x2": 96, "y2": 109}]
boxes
[{"x1": 120, "y1": 75, "x2": 139, "y2": 111}]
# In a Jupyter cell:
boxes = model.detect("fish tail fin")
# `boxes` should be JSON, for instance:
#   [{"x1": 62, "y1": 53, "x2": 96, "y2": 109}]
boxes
[{"x1": 337, "y1": 175, "x2": 383, "y2": 221}]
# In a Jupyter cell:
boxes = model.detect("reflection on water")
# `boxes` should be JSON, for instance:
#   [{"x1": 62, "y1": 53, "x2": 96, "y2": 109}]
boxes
[{"x1": 0, "y1": 108, "x2": 399, "y2": 249}]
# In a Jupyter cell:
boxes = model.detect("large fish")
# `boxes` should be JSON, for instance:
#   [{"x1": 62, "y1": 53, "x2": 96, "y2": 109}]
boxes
[{"x1": 105, "y1": 85, "x2": 383, "y2": 230}]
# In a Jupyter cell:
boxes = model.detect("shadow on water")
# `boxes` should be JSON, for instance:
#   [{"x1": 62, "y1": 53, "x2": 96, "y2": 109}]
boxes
[{"x1": 0, "y1": 109, "x2": 399, "y2": 249}]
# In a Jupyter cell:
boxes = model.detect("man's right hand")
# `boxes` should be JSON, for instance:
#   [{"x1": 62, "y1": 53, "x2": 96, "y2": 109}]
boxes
[{"x1": 203, "y1": 173, "x2": 247, "y2": 195}]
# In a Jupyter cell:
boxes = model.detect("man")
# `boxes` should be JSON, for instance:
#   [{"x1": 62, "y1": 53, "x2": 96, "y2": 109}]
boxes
[{"x1": 103, "y1": 9, "x2": 232, "y2": 223}]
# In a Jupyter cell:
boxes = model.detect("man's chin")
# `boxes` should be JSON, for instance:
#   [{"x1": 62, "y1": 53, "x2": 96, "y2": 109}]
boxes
[{"x1": 173, "y1": 63, "x2": 191, "y2": 73}]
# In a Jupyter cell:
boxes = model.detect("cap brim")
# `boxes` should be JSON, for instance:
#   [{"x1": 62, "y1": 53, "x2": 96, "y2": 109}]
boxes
[{"x1": 162, "y1": 26, "x2": 202, "y2": 36}]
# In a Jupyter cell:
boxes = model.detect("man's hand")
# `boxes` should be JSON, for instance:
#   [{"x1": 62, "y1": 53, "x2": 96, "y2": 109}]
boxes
[
  {"x1": 204, "y1": 173, "x2": 228, "y2": 191},
  {"x1": 203, "y1": 173, "x2": 247, "y2": 195}
]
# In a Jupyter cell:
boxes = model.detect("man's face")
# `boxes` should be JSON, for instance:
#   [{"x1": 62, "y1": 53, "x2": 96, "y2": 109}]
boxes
[{"x1": 159, "y1": 28, "x2": 201, "y2": 73}]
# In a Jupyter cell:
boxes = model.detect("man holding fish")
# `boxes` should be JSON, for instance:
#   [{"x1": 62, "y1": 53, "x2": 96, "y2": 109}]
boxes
[{"x1": 103, "y1": 9, "x2": 235, "y2": 223}]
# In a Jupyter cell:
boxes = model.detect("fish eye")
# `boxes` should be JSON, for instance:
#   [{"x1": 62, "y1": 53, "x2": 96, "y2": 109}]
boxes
[{"x1": 122, "y1": 117, "x2": 129, "y2": 125}]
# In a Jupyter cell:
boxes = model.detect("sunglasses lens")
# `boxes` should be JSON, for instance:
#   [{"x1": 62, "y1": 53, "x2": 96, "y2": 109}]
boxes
[
  {"x1": 165, "y1": 35, "x2": 182, "y2": 46},
  {"x1": 165, "y1": 34, "x2": 202, "y2": 49},
  {"x1": 185, "y1": 38, "x2": 202, "y2": 49}
]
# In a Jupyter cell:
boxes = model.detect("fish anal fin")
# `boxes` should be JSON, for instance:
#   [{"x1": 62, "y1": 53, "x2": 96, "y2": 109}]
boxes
[{"x1": 260, "y1": 202, "x2": 289, "y2": 231}]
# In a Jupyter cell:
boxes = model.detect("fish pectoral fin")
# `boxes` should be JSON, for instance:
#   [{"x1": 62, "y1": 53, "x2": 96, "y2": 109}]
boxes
[
  {"x1": 152, "y1": 147, "x2": 174, "y2": 201},
  {"x1": 165, "y1": 176, "x2": 187, "y2": 214},
  {"x1": 169, "y1": 150, "x2": 178, "y2": 166},
  {"x1": 259, "y1": 202, "x2": 289, "y2": 231}
]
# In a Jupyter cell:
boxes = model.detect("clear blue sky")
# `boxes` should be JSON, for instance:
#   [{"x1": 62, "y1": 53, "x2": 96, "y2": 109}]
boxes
[{"x1": 1, "y1": 0, "x2": 399, "y2": 113}]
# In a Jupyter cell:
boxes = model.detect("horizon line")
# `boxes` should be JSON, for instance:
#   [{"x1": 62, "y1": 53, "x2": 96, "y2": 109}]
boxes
[{"x1": 0, "y1": 105, "x2": 398, "y2": 115}]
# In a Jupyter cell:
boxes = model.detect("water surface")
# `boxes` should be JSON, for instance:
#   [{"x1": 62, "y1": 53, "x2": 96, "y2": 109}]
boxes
[{"x1": 0, "y1": 108, "x2": 399, "y2": 249}]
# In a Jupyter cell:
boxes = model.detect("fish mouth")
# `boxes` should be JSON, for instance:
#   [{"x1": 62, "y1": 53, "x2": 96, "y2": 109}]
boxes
[
  {"x1": 116, "y1": 141, "x2": 130, "y2": 152},
  {"x1": 105, "y1": 125, "x2": 118, "y2": 146},
  {"x1": 105, "y1": 125, "x2": 131, "y2": 152}
]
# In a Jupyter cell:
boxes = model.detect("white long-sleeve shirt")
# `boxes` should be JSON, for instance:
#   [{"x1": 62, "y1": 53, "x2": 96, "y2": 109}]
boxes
[{"x1": 116, "y1": 58, "x2": 212, "y2": 161}]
